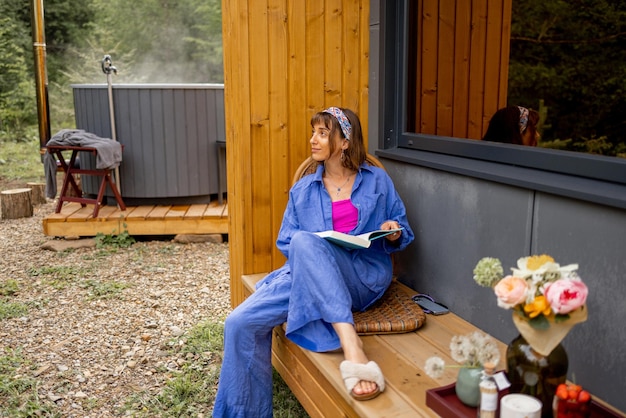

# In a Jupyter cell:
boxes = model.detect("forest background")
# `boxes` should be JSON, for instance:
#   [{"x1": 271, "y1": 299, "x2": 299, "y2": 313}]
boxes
[{"x1": 0, "y1": 0, "x2": 625, "y2": 159}]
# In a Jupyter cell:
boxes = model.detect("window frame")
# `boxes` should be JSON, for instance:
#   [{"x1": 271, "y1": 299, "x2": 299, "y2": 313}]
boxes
[{"x1": 376, "y1": 0, "x2": 626, "y2": 207}]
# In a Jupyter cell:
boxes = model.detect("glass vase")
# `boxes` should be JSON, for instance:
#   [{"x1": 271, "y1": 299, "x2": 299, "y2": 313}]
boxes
[
  {"x1": 506, "y1": 334, "x2": 568, "y2": 418},
  {"x1": 455, "y1": 366, "x2": 482, "y2": 407}
]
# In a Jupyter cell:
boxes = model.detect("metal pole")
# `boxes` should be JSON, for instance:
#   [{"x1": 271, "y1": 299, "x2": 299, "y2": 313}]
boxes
[
  {"x1": 31, "y1": 0, "x2": 51, "y2": 161},
  {"x1": 101, "y1": 55, "x2": 122, "y2": 195}
]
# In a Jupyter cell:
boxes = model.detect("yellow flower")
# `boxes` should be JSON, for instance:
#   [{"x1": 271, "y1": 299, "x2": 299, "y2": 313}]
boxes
[
  {"x1": 525, "y1": 254, "x2": 555, "y2": 270},
  {"x1": 523, "y1": 295, "x2": 552, "y2": 318}
]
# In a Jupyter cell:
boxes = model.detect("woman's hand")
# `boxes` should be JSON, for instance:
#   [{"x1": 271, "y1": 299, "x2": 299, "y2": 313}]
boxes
[{"x1": 380, "y1": 220, "x2": 402, "y2": 242}]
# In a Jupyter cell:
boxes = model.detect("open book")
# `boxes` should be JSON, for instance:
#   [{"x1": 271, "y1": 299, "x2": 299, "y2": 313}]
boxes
[{"x1": 314, "y1": 228, "x2": 403, "y2": 249}]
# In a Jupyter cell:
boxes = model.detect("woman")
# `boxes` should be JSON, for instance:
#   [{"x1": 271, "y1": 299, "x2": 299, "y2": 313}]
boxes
[
  {"x1": 212, "y1": 107, "x2": 414, "y2": 417},
  {"x1": 482, "y1": 105, "x2": 540, "y2": 146}
]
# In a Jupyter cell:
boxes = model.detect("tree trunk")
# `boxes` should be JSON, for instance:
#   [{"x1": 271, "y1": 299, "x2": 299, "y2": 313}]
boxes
[
  {"x1": 27, "y1": 182, "x2": 47, "y2": 205},
  {"x1": 1, "y1": 188, "x2": 33, "y2": 219}
]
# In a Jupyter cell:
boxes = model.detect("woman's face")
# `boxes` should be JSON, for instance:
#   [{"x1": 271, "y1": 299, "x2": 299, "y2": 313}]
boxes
[{"x1": 310, "y1": 122, "x2": 343, "y2": 162}]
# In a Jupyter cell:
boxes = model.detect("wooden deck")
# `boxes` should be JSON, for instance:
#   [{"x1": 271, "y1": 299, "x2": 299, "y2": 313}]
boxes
[{"x1": 42, "y1": 200, "x2": 228, "y2": 237}]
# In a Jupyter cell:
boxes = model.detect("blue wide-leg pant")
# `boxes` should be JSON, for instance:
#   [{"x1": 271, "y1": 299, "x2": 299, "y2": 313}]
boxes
[{"x1": 212, "y1": 232, "x2": 389, "y2": 417}]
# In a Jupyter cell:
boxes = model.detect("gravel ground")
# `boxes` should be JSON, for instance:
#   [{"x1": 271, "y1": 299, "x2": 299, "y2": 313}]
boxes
[{"x1": 0, "y1": 200, "x2": 231, "y2": 417}]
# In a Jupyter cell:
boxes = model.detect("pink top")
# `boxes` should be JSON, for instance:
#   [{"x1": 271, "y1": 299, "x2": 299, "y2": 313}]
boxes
[{"x1": 332, "y1": 199, "x2": 358, "y2": 233}]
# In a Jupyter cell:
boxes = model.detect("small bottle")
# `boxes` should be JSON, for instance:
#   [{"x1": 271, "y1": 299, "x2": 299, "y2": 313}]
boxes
[{"x1": 477, "y1": 362, "x2": 498, "y2": 418}]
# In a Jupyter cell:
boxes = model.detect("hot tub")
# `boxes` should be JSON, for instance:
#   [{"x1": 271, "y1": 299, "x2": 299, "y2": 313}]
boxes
[{"x1": 72, "y1": 83, "x2": 225, "y2": 205}]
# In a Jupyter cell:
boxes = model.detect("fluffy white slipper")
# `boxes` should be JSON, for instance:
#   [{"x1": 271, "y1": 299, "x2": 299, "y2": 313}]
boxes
[{"x1": 339, "y1": 360, "x2": 385, "y2": 401}]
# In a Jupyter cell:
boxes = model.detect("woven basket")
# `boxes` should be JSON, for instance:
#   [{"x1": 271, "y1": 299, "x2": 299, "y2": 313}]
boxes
[{"x1": 353, "y1": 281, "x2": 426, "y2": 335}]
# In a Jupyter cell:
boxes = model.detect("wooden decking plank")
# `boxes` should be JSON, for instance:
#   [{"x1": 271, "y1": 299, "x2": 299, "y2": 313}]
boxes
[
  {"x1": 46, "y1": 202, "x2": 82, "y2": 220},
  {"x1": 93, "y1": 205, "x2": 118, "y2": 219},
  {"x1": 104, "y1": 206, "x2": 136, "y2": 219},
  {"x1": 146, "y1": 205, "x2": 171, "y2": 219},
  {"x1": 124, "y1": 205, "x2": 154, "y2": 219},
  {"x1": 66, "y1": 206, "x2": 95, "y2": 221},
  {"x1": 122, "y1": 217, "x2": 228, "y2": 236},
  {"x1": 42, "y1": 201, "x2": 228, "y2": 237},
  {"x1": 164, "y1": 205, "x2": 191, "y2": 220},
  {"x1": 185, "y1": 204, "x2": 208, "y2": 217},
  {"x1": 203, "y1": 200, "x2": 224, "y2": 217}
]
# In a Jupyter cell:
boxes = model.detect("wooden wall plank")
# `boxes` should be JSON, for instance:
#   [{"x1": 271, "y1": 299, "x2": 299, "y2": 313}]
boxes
[
  {"x1": 498, "y1": 0, "x2": 513, "y2": 108},
  {"x1": 305, "y1": 2, "x2": 326, "y2": 114},
  {"x1": 268, "y1": 0, "x2": 291, "y2": 267},
  {"x1": 437, "y1": 0, "x2": 455, "y2": 137},
  {"x1": 248, "y1": 0, "x2": 273, "y2": 277},
  {"x1": 413, "y1": 1, "x2": 423, "y2": 134},
  {"x1": 222, "y1": 0, "x2": 251, "y2": 306},
  {"x1": 452, "y1": 0, "x2": 471, "y2": 138},
  {"x1": 420, "y1": 0, "x2": 438, "y2": 135},
  {"x1": 342, "y1": 0, "x2": 360, "y2": 110},
  {"x1": 483, "y1": 0, "x2": 504, "y2": 131},
  {"x1": 324, "y1": 0, "x2": 343, "y2": 105},
  {"x1": 467, "y1": 0, "x2": 488, "y2": 139},
  {"x1": 287, "y1": 0, "x2": 308, "y2": 198}
]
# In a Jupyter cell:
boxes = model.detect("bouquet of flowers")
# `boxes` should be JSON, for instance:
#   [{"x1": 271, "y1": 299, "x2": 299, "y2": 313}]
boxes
[
  {"x1": 424, "y1": 331, "x2": 501, "y2": 378},
  {"x1": 473, "y1": 254, "x2": 588, "y2": 355}
]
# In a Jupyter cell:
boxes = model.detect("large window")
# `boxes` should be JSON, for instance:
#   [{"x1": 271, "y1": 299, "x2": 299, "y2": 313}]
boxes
[{"x1": 378, "y1": 0, "x2": 626, "y2": 195}]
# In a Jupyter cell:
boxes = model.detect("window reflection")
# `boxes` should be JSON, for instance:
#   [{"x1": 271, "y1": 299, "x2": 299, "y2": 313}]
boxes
[
  {"x1": 482, "y1": 106, "x2": 540, "y2": 147},
  {"x1": 508, "y1": 1, "x2": 626, "y2": 158},
  {"x1": 404, "y1": 0, "x2": 626, "y2": 158}
]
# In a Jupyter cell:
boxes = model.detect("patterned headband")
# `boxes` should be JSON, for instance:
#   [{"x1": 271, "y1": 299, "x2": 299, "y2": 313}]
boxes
[
  {"x1": 518, "y1": 106, "x2": 529, "y2": 134},
  {"x1": 323, "y1": 107, "x2": 352, "y2": 141}
]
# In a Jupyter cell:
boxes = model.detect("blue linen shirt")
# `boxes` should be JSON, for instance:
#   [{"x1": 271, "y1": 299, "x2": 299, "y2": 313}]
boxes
[{"x1": 258, "y1": 162, "x2": 414, "y2": 308}]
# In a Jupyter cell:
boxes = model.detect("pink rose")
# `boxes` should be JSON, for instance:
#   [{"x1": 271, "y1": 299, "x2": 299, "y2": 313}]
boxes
[
  {"x1": 544, "y1": 279, "x2": 588, "y2": 314},
  {"x1": 494, "y1": 276, "x2": 528, "y2": 309}
]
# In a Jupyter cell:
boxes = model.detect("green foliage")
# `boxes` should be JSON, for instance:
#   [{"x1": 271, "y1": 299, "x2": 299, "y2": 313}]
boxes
[
  {"x1": 0, "y1": 299, "x2": 29, "y2": 320},
  {"x1": 28, "y1": 265, "x2": 84, "y2": 280},
  {"x1": 63, "y1": 0, "x2": 223, "y2": 84},
  {"x1": 27, "y1": 265, "x2": 88, "y2": 289},
  {"x1": 0, "y1": 349, "x2": 60, "y2": 417},
  {"x1": 80, "y1": 279, "x2": 131, "y2": 300},
  {"x1": 120, "y1": 321, "x2": 307, "y2": 417},
  {"x1": 509, "y1": 0, "x2": 626, "y2": 155},
  {"x1": 121, "y1": 321, "x2": 223, "y2": 417},
  {"x1": 0, "y1": 16, "x2": 37, "y2": 139},
  {"x1": 0, "y1": 139, "x2": 45, "y2": 183},
  {"x1": 273, "y1": 368, "x2": 310, "y2": 417},
  {"x1": 94, "y1": 228, "x2": 136, "y2": 249},
  {"x1": 0, "y1": 280, "x2": 19, "y2": 296}
]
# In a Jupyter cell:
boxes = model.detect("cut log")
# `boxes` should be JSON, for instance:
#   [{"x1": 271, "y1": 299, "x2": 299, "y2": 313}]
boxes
[
  {"x1": 1, "y1": 188, "x2": 33, "y2": 219},
  {"x1": 27, "y1": 182, "x2": 47, "y2": 205}
]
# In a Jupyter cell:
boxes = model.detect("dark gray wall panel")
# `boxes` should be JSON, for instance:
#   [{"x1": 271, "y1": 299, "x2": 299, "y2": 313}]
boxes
[
  {"x1": 382, "y1": 158, "x2": 626, "y2": 412},
  {"x1": 532, "y1": 194, "x2": 626, "y2": 409}
]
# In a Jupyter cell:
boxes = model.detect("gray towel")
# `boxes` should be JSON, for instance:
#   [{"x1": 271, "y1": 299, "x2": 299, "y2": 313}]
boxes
[{"x1": 44, "y1": 129, "x2": 123, "y2": 199}]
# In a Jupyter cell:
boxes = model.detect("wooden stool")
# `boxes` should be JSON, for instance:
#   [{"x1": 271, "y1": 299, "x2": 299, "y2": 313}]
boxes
[{"x1": 47, "y1": 145, "x2": 126, "y2": 217}]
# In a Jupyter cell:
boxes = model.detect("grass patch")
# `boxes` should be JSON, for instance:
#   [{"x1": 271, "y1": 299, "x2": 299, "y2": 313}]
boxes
[
  {"x1": 0, "y1": 299, "x2": 29, "y2": 320},
  {"x1": 0, "y1": 280, "x2": 19, "y2": 296},
  {"x1": 80, "y1": 279, "x2": 131, "y2": 300},
  {"x1": 120, "y1": 321, "x2": 308, "y2": 417},
  {"x1": 95, "y1": 229, "x2": 136, "y2": 249},
  {"x1": 121, "y1": 321, "x2": 224, "y2": 417},
  {"x1": 27, "y1": 265, "x2": 91, "y2": 289},
  {"x1": 0, "y1": 348, "x2": 60, "y2": 417},
  {"x1": 0, "y1": 139, "x2": 46, "y2": 184},
  {"x1": 272, "y1": 369, "x2": 310, "y2": 418}
]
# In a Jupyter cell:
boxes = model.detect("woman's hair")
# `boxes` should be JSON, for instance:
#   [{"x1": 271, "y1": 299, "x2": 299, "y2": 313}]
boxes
[
  {"x1": 482, "y1": 106, "x2": 540, "y2": 146},
  {"x1": 310, "y1": 107, "x2": 366, "y2": 170}
]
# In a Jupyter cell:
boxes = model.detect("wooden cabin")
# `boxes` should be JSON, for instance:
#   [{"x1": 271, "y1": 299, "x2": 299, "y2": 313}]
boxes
[{"x1": 221, "y1": 0, "x2": 626, "y2": 415}]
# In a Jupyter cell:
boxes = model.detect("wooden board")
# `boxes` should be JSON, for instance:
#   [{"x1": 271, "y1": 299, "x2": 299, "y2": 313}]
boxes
[{"x1": 42, "y1": 201, "x2": 228, "y2": 237}]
